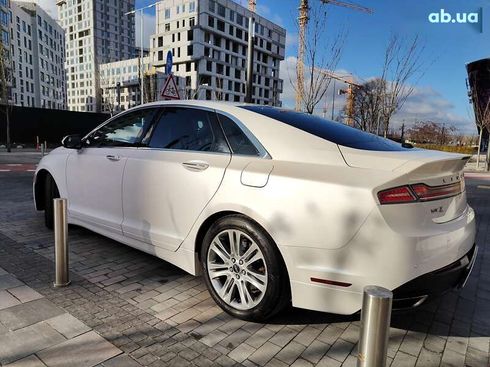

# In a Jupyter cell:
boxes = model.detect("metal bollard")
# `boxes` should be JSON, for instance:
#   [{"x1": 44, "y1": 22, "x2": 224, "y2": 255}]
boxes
[
  {"x1": 357, "y1": 285, "x2": 393, "y2": 367},
  {"x1": 53, "y1": 198, "x2": 70, "y2": 287}
]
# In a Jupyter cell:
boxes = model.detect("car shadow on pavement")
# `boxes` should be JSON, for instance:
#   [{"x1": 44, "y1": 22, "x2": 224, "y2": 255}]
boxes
[{"x1": 268, "y1": 306, "x2": 359, "y2": 325}]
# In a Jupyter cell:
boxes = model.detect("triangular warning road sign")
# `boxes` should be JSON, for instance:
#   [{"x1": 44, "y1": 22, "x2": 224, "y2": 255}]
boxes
[{"x1": 161, "y1": 74, "x2": 181, "y2": 100}]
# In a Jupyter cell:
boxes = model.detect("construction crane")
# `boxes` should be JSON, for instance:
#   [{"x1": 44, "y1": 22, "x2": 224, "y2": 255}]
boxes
[
  {"x1": 296, "y1": 0, "x2": 372, "y2": 111},
  {"x1": 318, "y1": 70, "x2": 361, "y2": 125}
]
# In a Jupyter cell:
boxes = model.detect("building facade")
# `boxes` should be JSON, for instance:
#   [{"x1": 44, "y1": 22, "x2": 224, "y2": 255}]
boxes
[
  {"x1": 57, "y1": 0, "x2": 136, "y2": 112},
  {"x1": 99, "y1": 57, "x2": 186, "y2": 113},
  {"x1": 0, "y1": 0, "x2": 12, "y2": 103},
  {"x1": 9, "y1": 2, "x2": 66, "y2": 109},
  {"x1": 150, "y1": 0, "x2": 285, "y2": 105}
]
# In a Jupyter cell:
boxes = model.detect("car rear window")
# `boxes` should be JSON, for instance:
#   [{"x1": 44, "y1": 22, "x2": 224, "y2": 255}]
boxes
[{"x1": 239, "y1": 106, "x2": 409, "y2": 152}]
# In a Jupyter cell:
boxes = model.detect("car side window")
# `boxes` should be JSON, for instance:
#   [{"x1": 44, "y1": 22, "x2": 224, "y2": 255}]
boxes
[
  {"x1": 86, "y1": 109, "x2": 156, "y2": 147},
  {"x1": 148, "y1": 107, "x2": 230, "y2": 153},
  {"x1": 217, "y1": 114, "x2": 260, "y2": 156}
]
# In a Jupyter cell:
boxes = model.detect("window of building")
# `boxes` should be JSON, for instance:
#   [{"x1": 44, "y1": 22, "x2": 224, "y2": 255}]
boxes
[
  {"x1": 217, "y1": 19, "x2": 225, "y2": 32},
  {"x1": 216, "y1": 63, "x2": 223, "y2": 75},
  {"x1": 218, "y1": 4, "x2": 225, "y2": 17},
  {"x1": 187, "y1": 44, "x2": 193, "y2": 56},
  {"x1": 209, "y1": 1, "x2": 216, "y2": 12},
  {"x1": 164, "y1": 8, "x2": 171, "y2": 19},
  {"x1": 189, "y1": 17, "x2": 195, "y2": 27},
  {"x1": 189, "y1": 1, "x2": 195, "y2": 12},
  {"x1": 208, "y1": 16, "x2": 214, "y2": 28},
  {"x1": 165, "y1": 23, "x2": 170, "y2": 31}
]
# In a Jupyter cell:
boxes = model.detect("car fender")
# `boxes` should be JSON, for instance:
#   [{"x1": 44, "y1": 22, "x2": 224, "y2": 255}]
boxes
[{"x1": 33, "y1": 148, "x2": 71, "y2": 209}]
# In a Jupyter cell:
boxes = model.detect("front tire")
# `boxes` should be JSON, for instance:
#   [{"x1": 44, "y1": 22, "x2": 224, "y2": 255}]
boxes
[
  {"x1": 44, "y1": 174, "x2": 60, "y2": 229},
  {"x1": 201, "y1": 214, "x2": 289, "y2": 321}
]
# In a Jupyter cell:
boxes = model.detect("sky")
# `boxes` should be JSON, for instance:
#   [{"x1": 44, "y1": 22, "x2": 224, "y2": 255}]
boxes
[{"x1": 37, "y1": 0, "x2": 490, "y2": 135}]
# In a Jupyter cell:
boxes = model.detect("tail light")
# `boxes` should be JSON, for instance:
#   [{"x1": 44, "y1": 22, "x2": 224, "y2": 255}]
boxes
[{"x1": 378, "y1": 181, "x2": 464, "y2": 205}]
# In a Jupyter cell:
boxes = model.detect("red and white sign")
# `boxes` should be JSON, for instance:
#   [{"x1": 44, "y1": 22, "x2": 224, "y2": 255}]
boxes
[{"x1": 160, "y1": 74, "x2": 181, "y2": 100}]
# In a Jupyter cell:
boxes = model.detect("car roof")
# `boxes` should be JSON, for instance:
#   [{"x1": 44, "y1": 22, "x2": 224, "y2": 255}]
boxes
[{"x1": 133, "y1": 100, "x2": 249, "y2": 110}]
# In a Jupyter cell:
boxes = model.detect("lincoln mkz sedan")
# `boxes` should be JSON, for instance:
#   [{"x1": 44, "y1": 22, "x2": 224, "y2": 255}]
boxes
[{"x1": 34, "y1": 101, "x2": 477, "y2": 321}]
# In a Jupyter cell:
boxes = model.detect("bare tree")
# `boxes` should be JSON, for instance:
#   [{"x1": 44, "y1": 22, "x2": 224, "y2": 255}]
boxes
[
  {"x1": 406, "y1": 120, "x2": 456, "y2": 145},
  {"x1": 290, "y1": 6, "x2": 345, "y2": 114},
  {"x1": 349, "y1": 79, "x2": 384, "y2": 133},
  {"x1": 144, "y1": 71, "x2": 160, "y2": 103},
  {"x1": 0, "y1": 41, "x2": 13, "y2": 152},
  {"x1": 98, "y1": 70, "x2": 116, "y2": 116},
  {"x1": 183, "y1": 75, "x2": 209, "y2": 100},
  {"x1": 348, "y1": 35, "x2": 425, "y2": 136},
  {"x1": 214, "y1": 77, "x2": 225, "y2": 101},
  {"x1": 378, "y1": 35, "x2": 425, "y2": 136}
]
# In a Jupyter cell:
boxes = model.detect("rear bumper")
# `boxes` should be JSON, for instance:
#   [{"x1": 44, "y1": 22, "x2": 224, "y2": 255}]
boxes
[
  {"x1": 282, "y1": 205, "x2": 476, "y2": 315},
  {"x1": 392, "y1": 244, "x2": 478, "y2": 309}
]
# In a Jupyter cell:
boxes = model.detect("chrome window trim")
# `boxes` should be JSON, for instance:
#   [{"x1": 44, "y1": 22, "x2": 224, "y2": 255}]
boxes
[
  {"x1": 84, "y1": 103, "x2": 270, "y2": 159},
  {"x1": 135, "y1": 146, "x2": 231, "y2": 157}
]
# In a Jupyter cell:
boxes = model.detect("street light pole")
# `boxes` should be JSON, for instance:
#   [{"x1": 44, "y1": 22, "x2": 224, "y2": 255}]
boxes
[
  {"x1": 125, "y1": 2, "x2": 158, "y2": 106},
  {"x1": 245, "y1": 16, "x2": 255, "y2": 103}
]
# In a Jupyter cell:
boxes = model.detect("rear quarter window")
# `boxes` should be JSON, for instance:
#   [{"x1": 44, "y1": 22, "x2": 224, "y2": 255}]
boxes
[{"x1": 239, "y1": 106, "x2": 409, "y2": 152}]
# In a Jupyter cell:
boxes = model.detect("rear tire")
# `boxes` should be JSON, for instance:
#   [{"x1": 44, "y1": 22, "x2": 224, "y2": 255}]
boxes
[
  {"x1": 44, "y1": 174, "x2": 59, "y2": 229},
  {"x1": 201, "y1": 214, "x2": 290, "y2": 321}
]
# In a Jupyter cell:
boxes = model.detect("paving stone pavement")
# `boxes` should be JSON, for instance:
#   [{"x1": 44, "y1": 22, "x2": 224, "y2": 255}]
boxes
[{"x1": 0, "y1": 171, "x2": 489, "y2": 366}]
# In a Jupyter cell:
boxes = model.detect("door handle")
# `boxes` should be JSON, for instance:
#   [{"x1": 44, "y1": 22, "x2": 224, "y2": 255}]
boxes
[
  {"x1": 106, "y1": 154, "x2": 121, "y2": 161},
  {"x1": 182, "y1": 160, "x2": 209, "y2": 171}
]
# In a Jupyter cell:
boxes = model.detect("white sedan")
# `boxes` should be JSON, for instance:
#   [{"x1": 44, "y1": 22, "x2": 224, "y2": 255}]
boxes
[{"x1": 34, "y1": 101, "x2": 477, "y2": 321}]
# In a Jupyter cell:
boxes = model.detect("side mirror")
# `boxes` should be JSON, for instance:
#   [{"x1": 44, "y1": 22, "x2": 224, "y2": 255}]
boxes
[{"x1": 62, "y1": 134, "x2": 83, "y2": 149}]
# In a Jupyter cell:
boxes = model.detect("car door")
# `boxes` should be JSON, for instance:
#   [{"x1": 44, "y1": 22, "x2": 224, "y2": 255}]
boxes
[
  {"x1": 66, "y1": 108, "x2": 157, "y2": 234},
  {"x1": 121, "y1": 106, "x2": 231, "y2": 251}
]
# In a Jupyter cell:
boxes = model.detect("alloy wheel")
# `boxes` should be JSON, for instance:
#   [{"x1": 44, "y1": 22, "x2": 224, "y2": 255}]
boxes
[{"x1": 207, "y1": 229, "x2": 268, "y2": 310}]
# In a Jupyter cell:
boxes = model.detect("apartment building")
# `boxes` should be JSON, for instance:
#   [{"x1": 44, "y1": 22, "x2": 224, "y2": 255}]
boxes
[
  {"x1": 9, "y1": 2, "x2": 66, "y2": 109},
  {"x1": 57, "y1": 0, "x2": 135, "y2": 112},
  {"x1": 99, "y1": 57, "x2": 186, "y2": 113},
  {"x1": 0, "y1": 0, "x2": 12, "y2": 103},
  {"x1": 150, "y1": 0, "x2": 286, "y2": 105}
]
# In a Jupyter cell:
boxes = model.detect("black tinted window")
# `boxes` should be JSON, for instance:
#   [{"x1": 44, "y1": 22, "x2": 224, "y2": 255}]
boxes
[
  {"x1": 149, "y1": 107, "x2": 230, "y2": 153},
  {"x1": 240, "y1": 106, "x2": 409, "y2": 152},
  {"x1": 217, "y1": 114, "x2": 260, "y2": 156},
  {"x1": 88, "y1": 109, "x2": 156, "y2": 147}
]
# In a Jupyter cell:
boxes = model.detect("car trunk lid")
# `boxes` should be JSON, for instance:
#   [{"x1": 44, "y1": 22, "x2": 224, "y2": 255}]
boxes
[{"x1": 339, "y1": 146, "x2": 471, "y2": 227}]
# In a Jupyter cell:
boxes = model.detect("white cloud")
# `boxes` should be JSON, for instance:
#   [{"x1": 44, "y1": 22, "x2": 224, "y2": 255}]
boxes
[
  {"x1": 135, "y1": 12, "x2": 156, "y2": 49},
  {"x1": 392, "y1": 87, "x2": 476, "y2": 135}
]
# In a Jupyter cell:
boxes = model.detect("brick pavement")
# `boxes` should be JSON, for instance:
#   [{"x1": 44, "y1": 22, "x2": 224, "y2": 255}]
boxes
[{"x1": 0, "y1": 171, "x2": 489, "y2": 366}]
